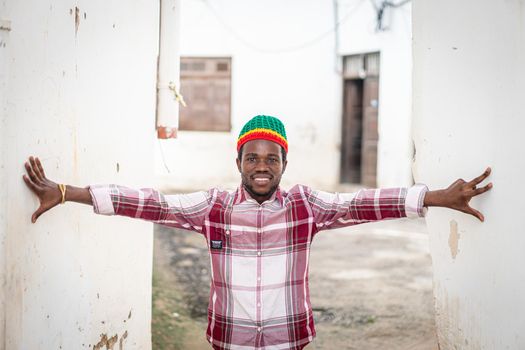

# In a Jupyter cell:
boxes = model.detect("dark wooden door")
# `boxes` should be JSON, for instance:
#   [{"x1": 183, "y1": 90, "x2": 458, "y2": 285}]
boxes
[
  {"x1": 340, "y1": 80, "x2": 364, "y2": 183},
  {"x1": 361, "y1": 77, "x2": 379, "y2": 187}
]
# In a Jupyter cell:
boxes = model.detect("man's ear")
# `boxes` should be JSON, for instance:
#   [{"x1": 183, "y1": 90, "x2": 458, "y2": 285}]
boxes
[
  {"x1": 282, "y1": 160, "x2": 288, "y2": 174},
  {"x1": 236, "y1": 158, "x2": 242, "y2": 173}
]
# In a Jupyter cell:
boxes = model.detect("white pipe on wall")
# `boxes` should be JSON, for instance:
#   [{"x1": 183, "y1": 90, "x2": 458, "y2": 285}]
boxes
[{"x1": 156, "y1": 0, "x2": 182, "y2": 139}]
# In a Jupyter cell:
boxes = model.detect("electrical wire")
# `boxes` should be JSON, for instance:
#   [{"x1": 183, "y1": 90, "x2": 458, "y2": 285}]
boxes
[
  {"x1": 369, "y1": 0, "x2": 412, "y2": 31},
  {"x1": 199, "y1": 0, "x2": 366, "y2": 54},
  {"x1": 158, "y1": 138, "x2": 172, "y2": 173},
  {"x1": 386, "y1": 0, "x2": 411, "y2": 8}
]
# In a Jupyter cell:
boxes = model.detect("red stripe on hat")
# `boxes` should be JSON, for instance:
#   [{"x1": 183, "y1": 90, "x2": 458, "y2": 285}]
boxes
[{"x1": 237, "y1": 131, "x2": 288, "y2": 152}]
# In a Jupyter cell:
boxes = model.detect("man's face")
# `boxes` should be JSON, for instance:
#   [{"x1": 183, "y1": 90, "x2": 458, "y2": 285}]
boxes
[{"x1": 236, "y1": 139, "x2": 287, "y2": 204}]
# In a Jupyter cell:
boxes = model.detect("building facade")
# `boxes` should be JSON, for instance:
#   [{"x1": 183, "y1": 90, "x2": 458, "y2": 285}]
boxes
[{"x1": 155, "y1": 0, "x2": 414, "y2": 191}]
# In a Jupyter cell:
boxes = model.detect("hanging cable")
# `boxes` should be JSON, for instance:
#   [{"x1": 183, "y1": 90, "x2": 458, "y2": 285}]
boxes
[
  {"x1": 158, "y1": 139, "x2": 172, "y2": 173},
  {"x1": 199, "y1": 0, "x2": 366, "y2": 54},
  {"x1": 369, "y1": 0, "x2": 412, "y2": 31}
]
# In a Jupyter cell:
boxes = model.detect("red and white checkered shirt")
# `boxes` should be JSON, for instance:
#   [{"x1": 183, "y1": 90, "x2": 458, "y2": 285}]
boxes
[{"x1": 89, "y1": 183, "x2": 427, "y2": 350}]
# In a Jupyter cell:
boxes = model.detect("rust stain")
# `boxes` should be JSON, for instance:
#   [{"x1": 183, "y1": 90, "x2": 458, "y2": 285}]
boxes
[
  {"x1": 93, "y1": 334, "x2": 107, "y2": 350},
  {"x1": 107, "y1": 334, "x2": 118, "y2": 349},
  {"x1": 75, "y1": 7, "x2": 80, "y2": 35},
  {"x1": 119, "y1": 330, "x2": 128, "y2": 350},
  {"x1": 157, "y1": 126, "x2": 178, "y2": 139},
  {"x1": 93, "y1": 333, "x2": 119, "y2": 350},
  {"x1": 448, "y1": 220, "x2": 460, "y2": 259}
]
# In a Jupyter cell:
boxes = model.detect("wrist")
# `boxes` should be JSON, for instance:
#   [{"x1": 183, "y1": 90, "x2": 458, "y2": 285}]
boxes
[
  {"x1": 58, "y1": 184, "x2": 67, "y2": 204},
  {"x1": 423, "y1": 189, "x2": 446, "y2": 207}
]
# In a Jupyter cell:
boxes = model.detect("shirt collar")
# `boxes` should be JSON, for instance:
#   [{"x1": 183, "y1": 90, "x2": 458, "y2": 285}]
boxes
[{"x1": 234, "y1": 183, "x2": 284, "y2": 206}]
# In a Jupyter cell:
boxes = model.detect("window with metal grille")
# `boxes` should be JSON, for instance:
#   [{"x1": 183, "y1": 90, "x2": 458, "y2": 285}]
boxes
[{"x1": 179, "y1": 57, "x2": 232, "y2": 131}]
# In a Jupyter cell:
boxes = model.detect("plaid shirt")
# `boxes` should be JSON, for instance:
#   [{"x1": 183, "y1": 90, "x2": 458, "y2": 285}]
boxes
[{"x1": 89, "y1": 183, "x2": 427, "y2": 350}]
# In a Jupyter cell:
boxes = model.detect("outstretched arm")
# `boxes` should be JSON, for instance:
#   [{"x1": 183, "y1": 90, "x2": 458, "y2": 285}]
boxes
[
  {"x1": 23, "y1": 156, "x2": 212, "y2": 232},
  {"x1": 424, "y1": 167, "x2": 493, "y2": 222},
  {"x1": 306, "y1": 167, "x2": 492, "y2": 233},
  {"x1": 23, "y1": 156, "x2": 92, "y2": 223}
]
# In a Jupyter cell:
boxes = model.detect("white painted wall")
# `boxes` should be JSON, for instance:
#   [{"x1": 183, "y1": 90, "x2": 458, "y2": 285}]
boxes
[
  {"x1": 1, "y1": 0, "x2": 160, "y2": 348},
  {"x1": 155, "y1": 0, "x2": 413, "y2": 191},
  {"x1": 0, "y1": 6, "x2": 9, "y2": 346},
  {"x1": 413, "y1": 0, "x2": 524, "y2": 348}
]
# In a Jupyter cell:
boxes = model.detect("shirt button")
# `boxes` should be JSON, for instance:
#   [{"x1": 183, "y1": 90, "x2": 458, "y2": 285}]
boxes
[
  {"x1": 257, "y1": 327, "x2": 262, "y2": 332},
  {"x1": 257, "y1": 276, "x2": 261, "y2": 282},
  {"x1": 225, "y1": 230, "x2": 230, "y2": 235},
  {"x1": 257, "y1": 251, "x2": 261, "y2": 256},
  {"x1": 257, "y1": 228, "x2": 262, "y2": 234},
  {"x1": 257, "y1": 303, "x2": 261, "y2": 307}
]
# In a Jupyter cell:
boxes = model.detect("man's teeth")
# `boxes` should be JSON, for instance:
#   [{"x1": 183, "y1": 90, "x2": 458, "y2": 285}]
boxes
[{"x1": 254, "y1": 178, "x2": 270, "y2": 184}]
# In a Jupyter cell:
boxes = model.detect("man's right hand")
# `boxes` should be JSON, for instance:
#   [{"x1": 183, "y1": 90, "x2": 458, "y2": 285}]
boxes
[{"x1": 23, "y1": 156, "x2": 62, "y2": 223}]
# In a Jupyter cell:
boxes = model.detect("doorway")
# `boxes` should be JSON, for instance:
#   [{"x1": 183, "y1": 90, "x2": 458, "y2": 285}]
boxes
[{"x1": 340, "y1": 53, "x2": 380, "y2": 187}]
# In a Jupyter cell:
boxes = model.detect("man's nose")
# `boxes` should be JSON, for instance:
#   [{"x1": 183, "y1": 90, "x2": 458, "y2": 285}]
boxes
[{"x1": 255, "y1": 159, "x2": 269, "y2": 171}]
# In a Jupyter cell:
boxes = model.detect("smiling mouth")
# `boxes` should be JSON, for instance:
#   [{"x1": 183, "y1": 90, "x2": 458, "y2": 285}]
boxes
[
  {"x1": 253, "y1": 178, "x2": 270, "y2": 185},
  {"x1": 252, "y1": 175, "x2": 272, "y2": 185}
]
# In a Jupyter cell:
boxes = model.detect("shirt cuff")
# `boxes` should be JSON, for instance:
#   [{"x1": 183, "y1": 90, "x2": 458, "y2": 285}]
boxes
[
  {"x1": 405, "y1": 183, "x2": 428, "y2": 218},
  {"x1": 88, "y1": 184, "x2": 116, "y2": 215}
]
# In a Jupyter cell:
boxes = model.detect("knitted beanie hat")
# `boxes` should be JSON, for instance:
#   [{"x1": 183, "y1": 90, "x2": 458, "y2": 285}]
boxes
[{"x1": 237, "y1": 115, "x2": 288, "y2": 153}]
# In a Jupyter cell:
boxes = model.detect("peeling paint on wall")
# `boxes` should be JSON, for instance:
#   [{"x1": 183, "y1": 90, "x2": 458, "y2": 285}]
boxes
[
  {"x1": 93, "y1": 333, "x2": 118, "y2": 350},
  {"x1": 448, "y1": 220, "x2": 460, "y2": 259},
  {"x1": 92, "y1": 330, "x2": 128, "y2": 350},
  {"x1": 73, "y1": 7, "x2": 80, "y2": 35},
  {"x1": 434, "y1": 285, "x2": 482, "y2": 350},
  {"x1": 119, "y1": 330, "x2": 128, "y2": 350}
]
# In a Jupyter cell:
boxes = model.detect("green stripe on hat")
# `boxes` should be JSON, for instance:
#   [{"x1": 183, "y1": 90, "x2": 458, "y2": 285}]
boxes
[{"x1": 237, "y1": 115, "x2": 288, "y2": 152}]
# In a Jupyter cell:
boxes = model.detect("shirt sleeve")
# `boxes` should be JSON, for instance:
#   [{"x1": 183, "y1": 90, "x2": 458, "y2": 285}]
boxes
[
  {"x1": 304, "y1": 184, "x2": 428, "y2": 232},
  {"x1": 88, "y1": 184, "x2": 213, "y2": 233}
]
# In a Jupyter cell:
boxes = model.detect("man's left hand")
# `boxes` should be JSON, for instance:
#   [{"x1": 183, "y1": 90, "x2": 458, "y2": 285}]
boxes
[{"x1": 423, "y1": 167, "x2": 493, "y2": 222}]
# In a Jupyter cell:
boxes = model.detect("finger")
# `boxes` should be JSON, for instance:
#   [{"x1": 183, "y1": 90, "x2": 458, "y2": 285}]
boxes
[
  {"x1": 467, "y1": 167, "x2": 491, "y2": 187},
  {"x1": 471, "y1": 183, "x2": 493, "y2": 196},
  {"x1": 454, "y1": 178, "x2": 465, "y2": 185},
  {"x1": 35, "y1": 157, "x2": 47, "y2": 178},
  {"x1": 29, "y1": 156, "x2": 44, "y2": 181},
  {"x1": 450, "y1": 178, "x2": 465, "y2": 188},
  {"x1": 25, "y1": 161, "x2": 40, "y2": 184},
  {"x1": 465, "y1": 206, "x2": 484, "y2": 222},
  {"x1": 22, "y1": 174, "x2": 40, "y2": 192},
  {"x1": 32, "y1": 206, "x2": 47, "y2": 224}
]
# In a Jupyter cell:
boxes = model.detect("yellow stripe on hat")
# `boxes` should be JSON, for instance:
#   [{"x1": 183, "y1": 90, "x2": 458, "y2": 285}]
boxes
[{"x1": 238, "y1": 128, "x2": 287, "y2": 144}]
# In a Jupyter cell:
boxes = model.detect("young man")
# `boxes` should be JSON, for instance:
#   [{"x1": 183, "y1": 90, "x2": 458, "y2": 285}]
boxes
[{"x1": 23, "y1": 115, "x2": 492, "y2": 349}]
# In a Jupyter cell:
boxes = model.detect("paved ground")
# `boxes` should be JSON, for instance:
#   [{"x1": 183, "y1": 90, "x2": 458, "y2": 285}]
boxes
[{"x1": 152, "y1": 218, "x2": 438, "y2": 350}]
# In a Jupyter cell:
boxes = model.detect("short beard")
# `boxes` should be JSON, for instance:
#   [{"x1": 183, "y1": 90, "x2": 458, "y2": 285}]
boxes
[{"x1": 241, "y1": 175, "x2": 279, "y2": 199}]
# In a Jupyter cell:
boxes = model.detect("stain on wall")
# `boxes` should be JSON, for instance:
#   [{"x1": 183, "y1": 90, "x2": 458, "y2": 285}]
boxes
[
  {"x1": 93, "y1": 331, "x2": 127, "y2": 350},
  {"x1": 448, "y1": 220, "x2": 460, "y2": 259}
]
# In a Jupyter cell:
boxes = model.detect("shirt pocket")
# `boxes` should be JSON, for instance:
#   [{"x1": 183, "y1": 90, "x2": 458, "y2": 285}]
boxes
[{"x1": 228, "y1": 228, "x2": 254, "y2": 249}]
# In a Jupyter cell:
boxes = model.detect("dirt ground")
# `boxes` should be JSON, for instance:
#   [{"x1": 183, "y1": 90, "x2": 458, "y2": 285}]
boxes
[{"x1": 152, "y1": 218, "x2": 438, "y2": 350}]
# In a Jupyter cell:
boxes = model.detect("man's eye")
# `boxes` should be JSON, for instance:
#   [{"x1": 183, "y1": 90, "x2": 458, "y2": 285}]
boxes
[
  {"x1": 247, "y1": 157, "x2": 256, "y2": 162},
  {"x1": 268, "y1": 158, "x2": 277, "y2": 163}
]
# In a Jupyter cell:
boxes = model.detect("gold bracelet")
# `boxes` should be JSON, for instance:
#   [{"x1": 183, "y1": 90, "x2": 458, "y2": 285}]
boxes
[{"x1": 58, "y1": 184, "x2": 67, "y2": 204}]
